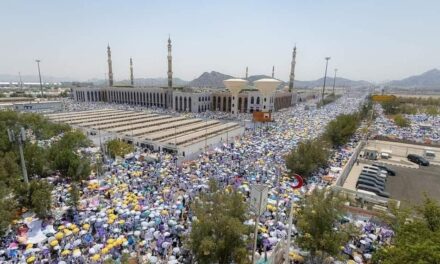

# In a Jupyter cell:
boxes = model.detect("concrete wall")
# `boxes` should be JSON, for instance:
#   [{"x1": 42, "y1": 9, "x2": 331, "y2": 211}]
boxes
[{"x1": 366, "y1": 140, "x2": 440, "y2": 163}]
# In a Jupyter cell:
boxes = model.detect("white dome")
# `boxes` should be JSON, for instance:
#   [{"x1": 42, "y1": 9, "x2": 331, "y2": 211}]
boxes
[
  {"x1": 254, "y1": 78, "x2": 281, "y2": 96},
  {"x1": 223, "y1": 78, "x2": 248, "y2": 94}
]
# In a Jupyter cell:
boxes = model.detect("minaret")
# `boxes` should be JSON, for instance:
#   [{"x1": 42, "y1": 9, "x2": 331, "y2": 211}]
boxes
[
  {"x1": 288, "y1": 45, "x2": 297, "y2": 92},
  {"x1": 130, "y1": 57, "x2": 134, "y2": 86},
  {"x1": 272, "y1": 65, "x2": 275, "y2": 78},
  {"x1": 167, "y1": 36, "x2": 173, "y2": 89},
  {"x1": 245, "y1": 66, "x2": 248, "y2": 79},
  {"x1": 167, "y1": 36, "x2": 173, "y2": 108},
  {"x1": 107, "y1": 44, "x2": 114, "y2": 86}
]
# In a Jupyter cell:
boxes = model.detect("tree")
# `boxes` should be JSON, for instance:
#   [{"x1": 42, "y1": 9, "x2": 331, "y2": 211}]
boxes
[
  {"x1": 28, "y1": 180, "x2": 53, "y2": 218},
  {"x1": 0, "y1": 185, "x2": 18, "y2": 236},
  {"x1": 68, "y1": 183, "x2": 81, "y2": 210},
  {"x1": 373, "y1": 196, "x2": 440, "y2": 264},
  {"x1": 52, "y1": 149, "x2": 90, "y2": 181},
  {"x1": 296, "y1": 189, "x2": 352, "y2": 263},
  {"x1": 425, "y1": 106, "x2": 439, "y2": 116},
  {"x1": 24, "y1": 143, "x2": 48, "y2": 178},
  {"x1": 107, "y1": 139, "x2": 134, "y2": 159},
  {"x1": 323, "y1": 114, "x2": 359, "y2": 146},
  {"x1": 188, "y1": 179, "x2": 250, "y2": 264},
  {"x1": 285, "y1": 139, "x2": 329, "y2": 180},
  {"x1": 393, "y1": 114, "x2": 410, "y2": 127}
]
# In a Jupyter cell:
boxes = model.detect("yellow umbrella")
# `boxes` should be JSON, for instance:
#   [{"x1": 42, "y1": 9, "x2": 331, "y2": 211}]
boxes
[
  {"x1": 69, "y1": 224, "x2": 77, "y2": 230},
  {"x1": 61, "y1": 249, "x2": 71, "y2": 256},
  {"x1": 55, "y1": 232, "x2": 64, "y2": 240},
  {"x1": 90, "y1": 254, "x2": 100, "y2": 261},
  {"x1": 118, "y1": 220, "x2": 125, "y2": 225},
  {"x1": 50, "y1": 240, "x2": 59, "y2": 247},
  {"x1": 82, "y1": 223, "x2": 90, "y2": 230},
  {"x1": 161, "y1": 210, "x2": 168, "y2": 216},
  {"x1": 101, "y1": 247, "x2": 109, "y2": 254},
  {"x1": 116, "y1": 238, "x2": 124, "y2": 245},
  {"x1": 26, "y1": 256, "x2": 36, "y2": 263},
  {"x1": 258, "y1": 227, "x2": 268, "y2": 233},
  {"x1": 72, "y1": 228, "x2": 80, "y2": 234},
  {"x1": 26, "y1": 243, "x2": 33, "y2": 249},
  {"x1": 57, "y1": 225, "x2": 65, "y2": 230},
  {"x1": 289, "y1": 252, "x2": 304, "y2": 262},
  {"x1": 107, "y1": 238, "x2": 116, "y2": 245}
]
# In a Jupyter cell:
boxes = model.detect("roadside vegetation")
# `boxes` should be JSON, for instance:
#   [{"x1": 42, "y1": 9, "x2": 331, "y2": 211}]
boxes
[
  {"x1": 393, "y1": 114, "x2": 410, "y2": 127},
  {"x1": 381, "y1": 96, "x2": 440, "y2": 116},
  {"x1": 372, "y1": 196, "x2": 440, "y2": 263},
  {"x1": 317, "y1": 93, "x2": 342, "y2": 108},
  {"x1": 0, "y1": 110, "x2": 92, "y2": 235},
  {"x1": 106, "y1": 139, "x2": 134, "y2": 159},
  {"x1": 286, "y1": 98, "x2": 371, "y2": 180}
]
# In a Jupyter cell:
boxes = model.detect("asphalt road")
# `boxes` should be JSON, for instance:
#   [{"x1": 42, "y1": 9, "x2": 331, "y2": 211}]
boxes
[{"x1": 386, "y1": 164, "x2": 440, "y2": 207}]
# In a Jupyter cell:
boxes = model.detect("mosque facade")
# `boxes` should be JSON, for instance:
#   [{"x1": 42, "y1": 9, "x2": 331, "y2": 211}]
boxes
[{"x1": 72, "y1": 38, "x2": 306, "y2": 113}]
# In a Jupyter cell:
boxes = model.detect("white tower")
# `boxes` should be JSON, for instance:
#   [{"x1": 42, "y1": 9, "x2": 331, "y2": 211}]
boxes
[
  {"x1": 254, "y1": 78, "x2": 281, "y2": 112},
  {"x1": 223, "y1": 78, "x2": 248, "y2": 115}
]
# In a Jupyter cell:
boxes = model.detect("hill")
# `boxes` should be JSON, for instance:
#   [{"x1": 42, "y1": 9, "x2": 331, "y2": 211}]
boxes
[
  {"x1": 386, "y1": 69, "x2": 440, "y2": 88},
  {"x1": 187, "y1": 71, "x2": 371, "y2": 88},
  {"x1": 188, "y1": 71, "x2": 234, "y2": 88}
]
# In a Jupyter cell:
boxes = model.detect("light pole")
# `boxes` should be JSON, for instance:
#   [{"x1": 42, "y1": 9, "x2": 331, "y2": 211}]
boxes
[
  {"x1": 35, "y1": 59, "x2": 43, "y2": 97},
  {"x1": 8, "y1": 127, "x2": 29, "y2": 184},
  {"x1": 321, "y1": 57, "x2": 331, "y2": 102},
  {"x1": 332, "y1": 68, "x2": 338, "y2": 95}
]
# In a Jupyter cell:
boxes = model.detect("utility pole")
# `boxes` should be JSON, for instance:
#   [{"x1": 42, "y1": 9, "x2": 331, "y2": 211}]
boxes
[
  {"x1": 35, "y1": 59, "x2": 43, "y2": 97},
  {"x1": 332, "y1": 68, "x2": 338, "y2": 95},
  {"x1": 8, "y1": 128, "x2": 29, "y2": 184},
  {"x1": 321, "y1": 57, "x2": 331, "y2": 102}
]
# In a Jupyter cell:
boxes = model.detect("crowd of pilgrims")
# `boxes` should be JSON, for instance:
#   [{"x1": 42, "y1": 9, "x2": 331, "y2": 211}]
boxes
[{"x1": 0, "y1": 93, "x2": 394, "y2": 263}]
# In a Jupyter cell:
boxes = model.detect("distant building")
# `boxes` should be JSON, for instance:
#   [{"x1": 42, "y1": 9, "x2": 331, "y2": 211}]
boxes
[
  {"x1": 0, "y1": 100, "x2": 62, "y2": 113},
  {"x1": 71, "y1": 39, "x2": 303, "y2": 113}
]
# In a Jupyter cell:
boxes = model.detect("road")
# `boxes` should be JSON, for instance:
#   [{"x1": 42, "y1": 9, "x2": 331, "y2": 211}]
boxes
[{"x1": 386, "y1": 164, "x2": 440, "y2": 207}]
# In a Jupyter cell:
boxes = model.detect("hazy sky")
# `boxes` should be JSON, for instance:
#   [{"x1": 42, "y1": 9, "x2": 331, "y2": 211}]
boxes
[{"x1": 1, "y1": 0, "x2": 439, "y2": 82}]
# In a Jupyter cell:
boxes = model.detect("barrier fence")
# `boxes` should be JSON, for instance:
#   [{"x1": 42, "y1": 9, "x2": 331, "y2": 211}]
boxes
[{"x1": 335, "y1": 140, "x2": 366, "y2": 186}]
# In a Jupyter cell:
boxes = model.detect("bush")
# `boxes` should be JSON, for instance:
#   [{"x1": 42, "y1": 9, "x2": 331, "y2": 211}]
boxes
[
  {"x1": 323, "y1": 114, "x2": 359, "y2": 146},
  {"x1": 393, "y1": 114, "x2": 410, "y2": 127},
  {"x1": 107, "y1": 139, "x2": 134, "y2": 159},
  {"x1": 285, "y1": 139, "x2": 330, "y2": 179}
]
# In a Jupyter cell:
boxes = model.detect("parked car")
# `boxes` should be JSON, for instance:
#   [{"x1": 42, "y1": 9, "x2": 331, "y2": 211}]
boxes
[
  {"x1": 407, "y1": 154, "x2": 430, "y2": 166},
  {"x1": 372, "y1": 163, "x2": 396, "y2": 176},
  {"x1": 360, "y1": 171, "x2": 387, "y2": 181},
  {"x1": 362, "y1": 169, "x2": 387, "y2": 180},
  {"x1": 364, "y1": 165, "x2": 388, "y2": 175},
  {"x1": 356, "y1": 179, "x2": 385, "y2": 191},
  {"x1": 359, "y1": 174, "x2": 386, "y2": 186},
  {"x1": 357, "y1": 184, "x2": 390, "y2": 198}
]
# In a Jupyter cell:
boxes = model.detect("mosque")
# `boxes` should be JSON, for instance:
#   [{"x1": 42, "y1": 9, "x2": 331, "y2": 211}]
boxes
[{"x1": 72, "y1": 37, "x2": 307, "y2": 114}]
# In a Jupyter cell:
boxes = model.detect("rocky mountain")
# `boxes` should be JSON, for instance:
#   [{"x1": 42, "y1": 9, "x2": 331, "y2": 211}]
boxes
[
  {"x1": 295, "y1": 77, "x2": 371, "y2": 88},
  {"x1": 187, "y1": 71, "x2": 371, "y2": 89},
  {"x1": 188, "y1": 71, "x2": 234, "y2": 88},
  {"x1": 386, "y1": 69, "x2": 440, "y2": 88}
]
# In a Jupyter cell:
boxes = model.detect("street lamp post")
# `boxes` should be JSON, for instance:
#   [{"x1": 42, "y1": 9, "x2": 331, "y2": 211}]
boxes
[
  {"x1": 35, "y1": 59, "x2": 43, "y2": 97},
  {"x1": 321, "y1": 57, "x2": 331, "y2": 102},
  {"x1": 332, "y1": 68, "x2": 338, "y2": 95}
]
